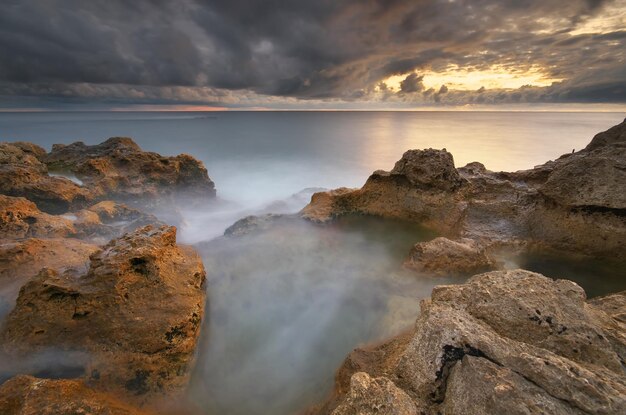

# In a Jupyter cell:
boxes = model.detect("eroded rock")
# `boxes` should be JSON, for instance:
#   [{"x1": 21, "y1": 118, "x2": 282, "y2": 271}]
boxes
[
  {"x1": 0, "y1": 225, "x2": 206, "y2": 404},
  {"x1": 0, "y1": 375, "x2": 150, "y2": 415},
  {"x1": 0, "y1": 143, "x2": 92, "y2": 214},
  {"x1": 301, "y1": 120, "x2": 626, "y2": 256},
  {"x1": 45, "y1": 137, "x2": 216, "y2": 205},
  {"x1": 403, "y1": 237, "x2": 497, "y2": 276},
  {"x1": 315, "y1": 270, "x2": 626, "y2": 415}
]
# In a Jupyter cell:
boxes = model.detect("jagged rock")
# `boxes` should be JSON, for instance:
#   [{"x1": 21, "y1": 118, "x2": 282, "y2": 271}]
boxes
[
  {"x1": 301, "y1": 120, "x2": 626, "y2": 256},
  {"x1": 0, "y1": 195, "x2": 75, "y2": 239},
  {"x1": 403, "y1": 237, "x2": 497, "y2": 276},
  {"x1": 539, "y1": 121, "x2": 626, "y2": 210},
  {"x1": 0, "y1": 195, "x2": 159, "y2": 242},
  {"x1": 300, "y1": 187, "x2": 356, "y2": 223},
  {"x1": 390, "y1": 149, "x2": 465, "y2": 191},
  {"x1": 73, "y1": 201, "x2": 163, "y2": 240},
  {"x1": 0, "y1": 238, "x2": 98, "y2": 319},
  {"x1": 0, "y1": 143, "x2": 92, "y2": 214},
  {"x1": 0, "y1": 375, "x2": 150, "y2": 415},
  {"x1": 45, "y1": 137, "x2": 216, "y2": 205},
  {"x1": 0, "y1": 225, "x2": 206, "y2": 404},
  {"x1": 314, "y1": 270, "x2": 626, "y2": 415},
  {"x1": 331, "y1": 372, "x2": 418, "y2": 415}
]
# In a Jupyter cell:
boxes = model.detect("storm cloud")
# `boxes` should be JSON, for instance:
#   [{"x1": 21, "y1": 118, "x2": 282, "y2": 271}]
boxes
[{"x1": 0, "y1": 0, "x2": 624, "y2": 108}]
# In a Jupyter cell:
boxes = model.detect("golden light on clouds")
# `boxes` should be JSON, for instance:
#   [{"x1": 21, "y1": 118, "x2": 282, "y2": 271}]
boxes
[
  {"x1": 383, "y1": 64, "x2": 563, "y2": 92},
  {"x1": 570, "y1": 1, "x2": 626, "y2": 35}
]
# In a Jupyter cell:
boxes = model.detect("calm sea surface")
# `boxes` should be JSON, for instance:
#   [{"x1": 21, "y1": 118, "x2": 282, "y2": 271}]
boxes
[
  {"x1": 1, "y1": 111, "x2": 624, "y2": 210},
  {"x1": 1, "y1": 111, "x2": 625, "y2": 414}
]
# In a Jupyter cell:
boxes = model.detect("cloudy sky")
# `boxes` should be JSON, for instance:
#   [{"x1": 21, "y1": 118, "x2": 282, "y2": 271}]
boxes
[{"x1": 1, "y1": 0, "x2": 625, "y2": 110}]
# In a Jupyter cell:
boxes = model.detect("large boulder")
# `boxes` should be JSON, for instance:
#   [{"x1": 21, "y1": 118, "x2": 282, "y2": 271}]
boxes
[
  {"x1": 0, "y1": 143, "x2": 92, "y2": 214},
  {"x1": 0, "y1": 225, "x2": 206, "y2": 404},
  {"x1": 315, "y1": 270, "x2": 626, "y2": 414},
  {"x1": 301, "y1": 150, "x2": 466, "y2": 233},
  {"x1": 390, "y1": 149, "x2": 465, "y2": 191},
  {"x1": 45, "y1": 137, "x2": 216, "y2": 205}
]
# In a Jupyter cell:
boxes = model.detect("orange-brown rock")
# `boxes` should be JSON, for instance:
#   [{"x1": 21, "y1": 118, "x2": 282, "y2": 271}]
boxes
[
  {"x1": 0, "y1": 143, "x2": 92, "y2": 214},
  {"x1": 0, "y1": 195, "x2": 75, "y2": 239},
  {"x1": 0, "y1": 375, "x2": 151, "y2": 415},
  {"x1": 45, "y1": 137, "x2": 216, "y2": 205},
  {"x1": 0, "y1": 225, "x2": 206, "y2": 405}
]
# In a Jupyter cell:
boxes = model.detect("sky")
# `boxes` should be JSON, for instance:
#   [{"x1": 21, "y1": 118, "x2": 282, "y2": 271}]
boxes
[{"x1": 1, "y1": 0, "x2": 625, "y2": 111}]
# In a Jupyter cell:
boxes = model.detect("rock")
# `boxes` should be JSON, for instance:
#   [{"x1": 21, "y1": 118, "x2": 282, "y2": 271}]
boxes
[
  {"x1": 224, "y1": 213, "x2": 293, "y2": 237},
  {"x1": 0, "y1": 195, "x2": 159, "y2": 242},
  {"x1": 403, "y1": 237, "x2": 497, "y2": 276},
  {"x1": 300, "y1": 121, "x2": 626, "y2": 257},
  {"x1": 314, "y1": 270, "x2": 626, "y2": 414},
  {"x1": 0, "y1": 375, "x2": 150, "y2": 415},
  {"x1": 584, "y1": 118, "x2": 626, "y2": 151},
  {"x1": 0, "y1": 225, "x2": 206, "y2": 404},
  {"x1": 0, "y1": 238, "x2": 99, "y2": 317},
  {"x1": 73, "y1": 201, "x2": 163, "y2": 240},
  {"x1": 0, "y1": 143, "x2": 92, "y2": 214},
  {"x1": 0, "y1": 195, "x2": 75, "y2": 239},
  {"x1": 390, "y1": 149, "x2": 465, "y2": 191},
  {"x1": 45, "y1": 137, "x2": 216, "y2": 205},
  {"x1": 331, "y1": 372, "x2": 418, "y2": 415},
  {"x1": 300, "y1": 187, "x2": 356, "y2": 223},
  {"x1": 441, "y1": 355, "x2": 583, "y2": 414},
  {"x1": 539, "y1": 133, "x2": 626, "y2": 210}
]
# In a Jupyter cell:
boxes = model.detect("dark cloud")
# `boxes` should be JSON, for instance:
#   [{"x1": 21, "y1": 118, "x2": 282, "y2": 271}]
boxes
[
  {"x1": 0, "y1": 0, "x2": 624, "y2": 108},
  {"x1": 399, "y1": 73, "x2": 424, "y2": 93}
]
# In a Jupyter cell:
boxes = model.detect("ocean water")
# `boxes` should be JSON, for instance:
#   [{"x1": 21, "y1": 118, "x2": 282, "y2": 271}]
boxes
[
  {"x1": 1, "y1": 111, "x2": 624, "y2": 218},
  {"x1": 1, "y1": 111, "x2": 625, "y2": 414}
]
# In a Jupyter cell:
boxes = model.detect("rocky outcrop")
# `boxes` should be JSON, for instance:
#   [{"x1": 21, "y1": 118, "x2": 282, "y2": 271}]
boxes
[
  {"x1": 0, "y1": 195, "x2": 76, "y2": 239},
  {"x1": 0, "y1": 143, "x2": 92, "y2": 214},
  {"x1": 301, "y1": 120, "x2": 626, "y2": 257},
  {"x1": 0, "y1": 195, "x2": 161, "y2": 242},
  {"x1": 315, "y1": 270, "x2": 626, "y2": 415},
  {"x1": 45, "y1": 137, "x2": 216, "y2": 205},
  {"x1": 0, "y1": 375, "x2": 151, "y2": 415},
  {"x1": 403, "y1": 237, "x2": 497, "y2": 276},
  {"x1": 0, "y1": 225, "x2": 206, "y2": 405}
]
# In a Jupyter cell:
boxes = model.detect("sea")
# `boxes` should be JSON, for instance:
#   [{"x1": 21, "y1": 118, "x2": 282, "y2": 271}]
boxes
[{"x1": 1, "y1": 110, "x2": 624, "y2": 414}]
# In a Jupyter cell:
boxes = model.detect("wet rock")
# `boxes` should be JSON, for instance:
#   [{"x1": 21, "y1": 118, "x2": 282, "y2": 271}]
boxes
[
  {"x1": 0, "y1": 375, "x2": 150, "y2": 415},
  {"x1": 0, "y1": 195, "x2": 75, "y2": 239},
  {"x1": 0, "y1": 143, "x2": 92, "y2": 214},
  {"x1": 45, "y1": 137, "x2": 216, "y2": 205},
  {"x1": 0, "y1": 225, "x2": 206, "y2": 404},
  {"x1": 315, "y1": 270, "x2": 626, "y2": 415},
  {"x1": 404, "y1": 237, "x2": 497, "y2": 276}
]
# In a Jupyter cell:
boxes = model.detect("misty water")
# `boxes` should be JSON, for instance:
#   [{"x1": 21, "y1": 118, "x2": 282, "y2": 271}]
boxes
[{"x1": 1, "y1": 111, "x2": 626, "y2": 414}]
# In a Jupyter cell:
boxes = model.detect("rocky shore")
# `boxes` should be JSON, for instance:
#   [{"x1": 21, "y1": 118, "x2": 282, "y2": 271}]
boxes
[
  {"x1": 0, "y1": 138, "x2": 214, "y2": 414},
  {"x1": 300, "y1": 120, "x2": 626, "y2": 414},
  {"x1": 0, "y1": 121, "x2": 625, "y2": 414},
  {"x1": 302, "y1": 119, "x2": 626, "y2": 272}
]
